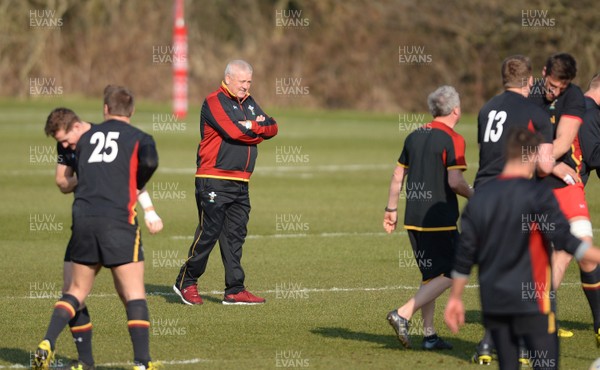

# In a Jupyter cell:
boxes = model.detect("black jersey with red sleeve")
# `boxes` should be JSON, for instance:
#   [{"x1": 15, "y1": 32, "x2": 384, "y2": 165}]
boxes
[
  {"x1": 474, "y1": 91, "x2": 553, "y2": 188},
  {"x1": 398, "y1": 121, "x2": 467, "y2": 231},
  {"x1": 57, "y1": 143, "x2": 77, "y2": 170},
  {"x1": 529, "y1": 82, "x2": 586, "y2": 188},
  {"x1": 73, "y1": 119, "x2": 158, "y2": 224},
  {"x1": 579, "y1": 96, "x2": 600, "y2": 185},
  {"x1": 196, "y1": 82, "x2": 278, "y2": 182},
  {"x1": 453, "y1": 176, "x2": 587, "y2": 315}
]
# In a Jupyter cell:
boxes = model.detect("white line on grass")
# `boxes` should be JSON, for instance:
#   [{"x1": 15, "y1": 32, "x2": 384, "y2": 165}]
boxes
[
  {"x1": 171, "y1": 231, "x2": 402, "y2": 240},
  {"x1": 16, "y1": 281, "x2": 583, "y2": 301}
]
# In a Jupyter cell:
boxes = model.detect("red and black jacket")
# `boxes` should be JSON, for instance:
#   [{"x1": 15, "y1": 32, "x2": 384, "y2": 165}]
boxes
[{"x1": 196, "y1": 82, "x2": 278, "y2": 181}]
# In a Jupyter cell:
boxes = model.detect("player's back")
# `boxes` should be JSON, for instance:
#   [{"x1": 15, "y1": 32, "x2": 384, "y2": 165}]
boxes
[
  {"x1": 74, "y1": 119, "x2": 155, "y2": 223},
  {"x1": 475, "y1": 91, "x2": 551, "y2": 188},
  {"x1": 461, "y1": 177, "x2": 557, "y2": 314},
  {"x1": 401, "y1": 122, "x2": 466, "y2": 229}
]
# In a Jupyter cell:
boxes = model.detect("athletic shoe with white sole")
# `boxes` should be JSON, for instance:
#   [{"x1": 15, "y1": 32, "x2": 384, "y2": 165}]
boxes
[
  {"x1": 222, "y1": 290, "x2": 265, "y2": 305},
  {"x1": 172, "y1": 284, "x2": 203, "y2": 305}
]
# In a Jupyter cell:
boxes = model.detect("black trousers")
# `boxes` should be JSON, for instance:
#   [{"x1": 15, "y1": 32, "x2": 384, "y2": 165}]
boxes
[
  {"x1": 176, "y1": 177, "x2": 250, "y2": 295},
  {"x1": 484, "y1": 313, "x2": 558, "y2": 370}
]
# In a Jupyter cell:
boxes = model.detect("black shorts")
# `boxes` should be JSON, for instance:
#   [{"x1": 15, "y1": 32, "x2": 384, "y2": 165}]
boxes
[
  {"x1": 70, "y1": 216, "x2": 143, "y2": 267},
  {"x1": 407, "y1": 229, "x2": 457, "y2": 281},
  {"x1": 63, "y1": 235, "x2": 74, "y2": 262}
]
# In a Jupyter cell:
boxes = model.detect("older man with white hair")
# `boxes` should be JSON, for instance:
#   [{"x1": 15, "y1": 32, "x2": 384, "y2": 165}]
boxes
[
  {"x1": 383, "y1": 85, "x2": 473, "y2": 350},
  {"x1": 174, "y1": 60, "x2": 278, "y2": 305}
]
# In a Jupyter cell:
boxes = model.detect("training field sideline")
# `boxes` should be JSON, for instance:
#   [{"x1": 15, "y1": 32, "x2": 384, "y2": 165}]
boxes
[{"x1": 1, "y1": 98, "x2": 600, "y2": 369}]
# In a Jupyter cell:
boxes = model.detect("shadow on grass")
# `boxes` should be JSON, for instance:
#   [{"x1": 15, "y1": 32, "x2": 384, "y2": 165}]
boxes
[
  {"x1": 311, "y1": 309, "x2": 484, "y2": 362},
  {"x1": 0, "y1": 347, "x2": 126, "y2": 370},
  {"x1": 310, "y1": 327, "x2": 478, "y2": 361},
  {"x1": 555, "y1": 318, "x2": 593, "y2": 331},
  {"x1": 145, "y1": 283, "x2": 223, "y2": 304}
]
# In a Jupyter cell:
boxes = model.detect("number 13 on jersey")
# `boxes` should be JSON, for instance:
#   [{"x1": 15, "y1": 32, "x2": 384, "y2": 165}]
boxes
[
  {"x1": 89, "y1": 131, "x2": 120, "y2": 163},
  {"x1": 483, "y1": 110, "x2": 507, "y2": 143}
]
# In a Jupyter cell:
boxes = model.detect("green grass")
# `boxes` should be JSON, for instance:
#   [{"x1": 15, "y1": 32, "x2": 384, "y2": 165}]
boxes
[{"x1": 1, "y1": 97, "x2": 599, "y2": 369}]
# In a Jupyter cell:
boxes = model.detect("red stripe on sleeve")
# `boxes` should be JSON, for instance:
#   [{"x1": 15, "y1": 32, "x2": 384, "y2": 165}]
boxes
[
  {"x1": 128, "y1": 141, "x2": 140, "y2": 225},
  {"x1": 206, "y1": 93, "x2": 263, "y2": 144}
]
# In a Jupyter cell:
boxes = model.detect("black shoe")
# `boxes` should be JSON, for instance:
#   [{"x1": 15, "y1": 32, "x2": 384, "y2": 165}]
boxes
[
  {"x1": 471, "y1": 340, "x2": 494, "y2": 365},
  {"x1": 518, "y1": 342, "x2": 530, "y2": 367},
  {"x1": 422, "y1": 334, "x2": 453, "y2": 350},
  {"x1": 386, "y1": 310, "x2": 411, "y2": 348}
]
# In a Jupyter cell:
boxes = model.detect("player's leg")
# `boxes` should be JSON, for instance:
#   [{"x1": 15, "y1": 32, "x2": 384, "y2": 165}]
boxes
[
  {"x1": 570, "y1": 215, "x2": 600, "y2": 344},
  {"x1": 388, "y1": 230, "x2": 453, "y2": 348},
  {"x1": 111, "y1": 261, "x2": 153, "y2": 369},
  {"x1": 220, "y1": 183, "x2": 264, "y2": 304},
  {"x1": 420, "y1": 297, "x2": 453, "y2": 350},
  {"x1": 35, "y1": 263, "x2": 95, "y2": 370},
  {"x1": 63, "y1": 259, "x2": 97, "y2": 368},
  {"x1": 388, "y1": 275, "x2": 451, "y2": 349},
  {"x1": 174, "y1": 178, "x2": 229, "y2": 304},
  {"x1": 551, "y1": 184, "x2": 595, "y2": 338},
  {"x1": 552, "y1": 250, "x2": 572, "y2": 288},
  {"x1": 35, "y1": 214, "x2": 100, "y2": 370},
  {"x1": 62, "y1": 240, "x2": 99, "y2": 366},
  {"x1": 421, "y1": 299, "x2": 435, "y2": 337},
  {"x1": 518, "y1": 313, "x2": 559, "y2": 370},
  {"x1": 486, "y1": 315, "x2": 520, "y2": 370}
]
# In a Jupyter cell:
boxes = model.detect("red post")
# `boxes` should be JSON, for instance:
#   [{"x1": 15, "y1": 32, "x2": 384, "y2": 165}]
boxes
[{"x1": 173, "y1": 0, "x2": 188, "y2": 119}]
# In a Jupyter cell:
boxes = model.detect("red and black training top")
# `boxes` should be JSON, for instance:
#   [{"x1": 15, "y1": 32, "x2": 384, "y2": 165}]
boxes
[
  {"x1": 475, "y1": 91, "x2": 553, "y2": 188},
  {"x1": 529, "y1": 82, "x2": 586, "y2": 188},
  {"x1": 454, "y1": 176, "x2": 587, "y2": 315},
  {"x1": 73, "y1": 119, "x2": 158, "y2": 225},
  {"x1": 196, "y1": 82, "x2": 278, "y2": 182},
  {"x1": 397, "y1": 121, "x2": 467, "y2": 231}
]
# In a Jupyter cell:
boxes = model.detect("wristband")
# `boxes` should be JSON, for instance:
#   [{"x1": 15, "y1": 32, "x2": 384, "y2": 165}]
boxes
[
  {"x1": 385, "y1": 207, "x2": 397, "y2": 212},
  {"x1": 138, "y1": 190, "x2": 154, "y2": 212}
]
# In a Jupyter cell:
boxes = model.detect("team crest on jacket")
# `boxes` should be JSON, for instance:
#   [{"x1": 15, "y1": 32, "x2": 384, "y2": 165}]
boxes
[
  {"x1": 208, "y1": 191, "x2": 217, "y2": 203},
  {"x1": 248, "y1": 105, "x2": 255, "y2": 116}
]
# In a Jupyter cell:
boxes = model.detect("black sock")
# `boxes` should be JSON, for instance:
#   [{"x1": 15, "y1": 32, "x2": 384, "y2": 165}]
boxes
[
  {"x1": 126, "y1": 299, "x2": 151, "y2": 366},
  {"x1": 44, "y1": 294, "x2": 79, "y2": 350},
  {"x1": 581, "y1": 264, "x2": 600, "y2": 332},
  {"x1": 69, "y1": 306, "x2": 94, "y2": 365},
  {"x1": 424, "y1": 334, "x2": 439, "y2": 341}
]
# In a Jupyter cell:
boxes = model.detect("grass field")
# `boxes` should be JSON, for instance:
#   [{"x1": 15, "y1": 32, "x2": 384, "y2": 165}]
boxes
[{"x1": 1, "y1": 97, "x2": 600, "y2": 369}]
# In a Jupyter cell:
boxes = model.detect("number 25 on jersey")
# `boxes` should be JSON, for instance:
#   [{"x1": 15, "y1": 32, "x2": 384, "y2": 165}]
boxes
[
  {"x1": 483, "y1": 110, "x2": 507, "y2": 143},
  {"x1": 89, "y1": 131, "x2": 120, "y2": 163}
]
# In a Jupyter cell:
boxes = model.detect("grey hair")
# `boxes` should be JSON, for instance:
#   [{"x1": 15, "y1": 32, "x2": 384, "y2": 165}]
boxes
[
  {"x1": 427, "y1": 85, "x2": 460, "y2": 117},
  {"x1": 224, "y1": 59, "x2": 253, "y2": 79}
]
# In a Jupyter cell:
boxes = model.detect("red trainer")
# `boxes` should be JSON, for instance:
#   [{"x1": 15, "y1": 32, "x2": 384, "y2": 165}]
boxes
[
  {"x1": 222, "y1": 290, "x2": 266, "y2": 305},
  {"x1": 173, "y1": 284, "x2": 203, "y2": 305}
]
